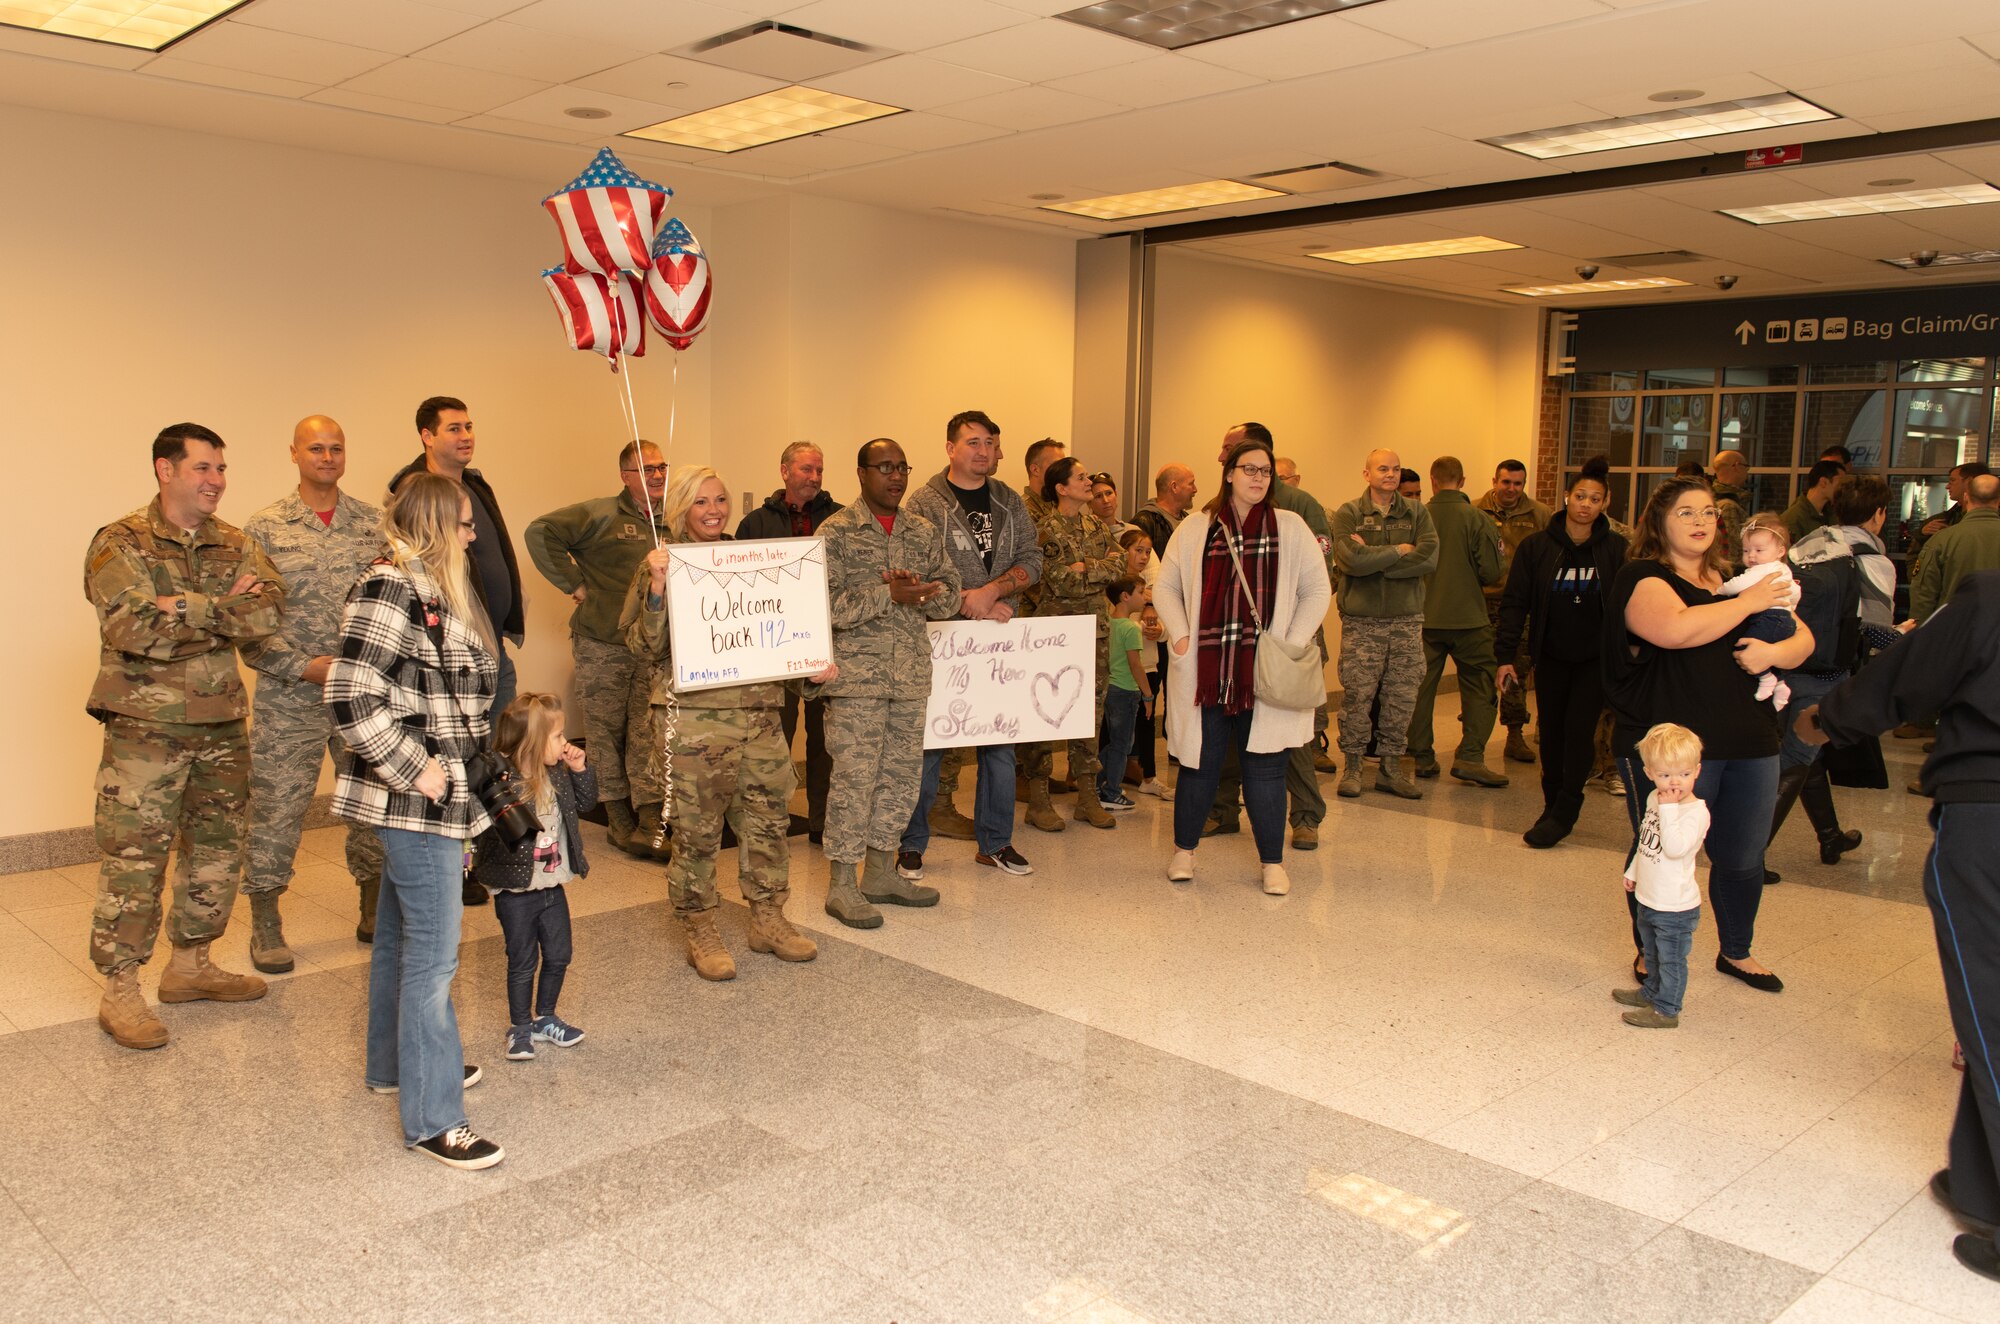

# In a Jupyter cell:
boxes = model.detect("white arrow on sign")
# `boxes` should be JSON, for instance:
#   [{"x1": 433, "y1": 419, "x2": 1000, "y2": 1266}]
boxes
[{"x1": 1734, "y1": 320, "x2": 1757, "y2": 345}]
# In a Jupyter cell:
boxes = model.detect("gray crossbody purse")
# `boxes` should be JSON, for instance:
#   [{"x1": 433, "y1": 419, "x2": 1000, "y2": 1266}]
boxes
[{"x1": 1223, "y1": 527, "x2": 1324, "y2": 711}]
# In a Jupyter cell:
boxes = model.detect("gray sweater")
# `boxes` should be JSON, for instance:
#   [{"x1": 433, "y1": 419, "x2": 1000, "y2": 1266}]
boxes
[
  {"x1": 472, "y1": 762, "x2": 598, "y2": 891},
  {"x1": 903, "y1": 471, "x2": 1041, "y2": 613}
]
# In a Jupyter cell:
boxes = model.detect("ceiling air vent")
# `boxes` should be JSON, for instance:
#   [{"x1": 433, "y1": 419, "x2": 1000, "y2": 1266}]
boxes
[
  {"x1": 1592, "y1": 250, "x2": 1708, "y2": 267},
  {"x1": 680, "y1": 22, "x2": 885, "y2": 81}
]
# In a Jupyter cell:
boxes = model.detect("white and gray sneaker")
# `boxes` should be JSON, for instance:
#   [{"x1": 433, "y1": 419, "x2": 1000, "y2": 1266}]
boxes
[
  {"x1": 506, "y1": 1026, "x2": 535, "y2": 1060},
  {"x1": 414, "y1": 1124, "x2": 504, "y2": 1170},
  {"x1": 532, "y1": 1014, "x2": 585, "y2": 1048}
]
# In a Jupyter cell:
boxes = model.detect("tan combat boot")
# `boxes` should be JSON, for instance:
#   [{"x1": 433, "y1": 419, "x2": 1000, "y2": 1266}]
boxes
[
  {"x1": 248, "y1": 892, "x2": 295, "y2": 974},
  {"x1": 747, "y1": 899, "x2": 818, "y2": 961},
  {"x1": 928, "y1": 792, "x2": 978, "y2": 841},
  {"x1": 1375, "y1": 756, "x2": 1423, "y2": 801},
  {"x1": 1025, "y1": 778, "x2": 1065, "y2": 833},
  {"x1": 1505, "y1": 728, "x2": 1538, "y2": 764},
  {"x1": 679, "y1": 909, "x2": 737, "y2": 981},
  {"x1": 860, "y1": 846, "x2": 939, "y2": 907},
  {"x1": 98, "y1": 967, "x2": 168, "y2": 1050},
  {"x1": 1072, "y1": 782, "x2": 1115, "y2": 830},
  {"x1": 157, "y1": 941, "x2": 268, "y2": 1003},
  {"x1": 824, "y1": 864, "x2": 884, "y2": 929},
  {"x1": 356, "y1": 876, "x2": 380, "y2": 944}
]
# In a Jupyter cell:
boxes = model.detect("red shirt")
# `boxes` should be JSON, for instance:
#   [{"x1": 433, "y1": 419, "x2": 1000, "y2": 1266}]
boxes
[{"x1": 876, "y1": 513, "x2": 895, "y2": 535}]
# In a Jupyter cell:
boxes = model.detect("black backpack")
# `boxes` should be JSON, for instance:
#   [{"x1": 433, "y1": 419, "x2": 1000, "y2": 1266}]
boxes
[{"x1": 1790, "y1": 553, "x2": 1861, "y2": 673}]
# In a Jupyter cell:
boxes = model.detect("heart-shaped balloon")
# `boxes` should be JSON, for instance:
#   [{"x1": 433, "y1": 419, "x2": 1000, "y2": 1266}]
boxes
[{"x1": 643, "y1": 218, "x2": 712, "y2": 351}]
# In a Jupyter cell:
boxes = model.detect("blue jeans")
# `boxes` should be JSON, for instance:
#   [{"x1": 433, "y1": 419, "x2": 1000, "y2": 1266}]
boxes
[
  {"x1": 1636, "y1": 902, "x2": 1701, "y2": 1017},
  {"x1": 368, "y1": 828, "x2": 469, "y2": 1146},
  {"x1": 1097, "y1": 687, "x2": 1143, "y2": 803},
  {"x1": 1778, "y1": 671, "x2": 1841, "y2": 769},
  {"x1": 492, "y1": 885, "x2": 572, "y2": 1026},
  {"x1": 903, "y1": 743, "x2": 1017, "y2": 856},
  {"x1": 1174, "y1": 706, "x2": 1287, "y2": 863},
  {"x1": 1620, "y1": 753, "x2": 1778, "y2": 962}
]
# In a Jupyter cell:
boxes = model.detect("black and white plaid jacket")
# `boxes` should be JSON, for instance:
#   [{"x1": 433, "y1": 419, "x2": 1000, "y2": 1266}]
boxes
[{"x1": 325, "y1": 559, "x2": 497, "y2": 837}]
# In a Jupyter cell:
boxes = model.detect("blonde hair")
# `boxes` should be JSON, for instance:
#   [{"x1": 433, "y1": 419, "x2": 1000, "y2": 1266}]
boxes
[
  {"x1": 383, "y1": 474, "x2": 494, "y2": 654},
  {"x1": 1636, "y1": 722, "x2": 1703, "y2": 771},
  {"x1": 494, "y1": 692, "x2": 564, "y2": 813},
  {"x1": 1739, "y1": 512, "x2": 1790, "y2": 555},
  {"x1": 658, "y1": 464, "x2": 728, "y2": 543}
]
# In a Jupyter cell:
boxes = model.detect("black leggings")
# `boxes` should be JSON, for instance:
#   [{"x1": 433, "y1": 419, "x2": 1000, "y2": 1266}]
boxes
[{"x1": 1534, "y1": 654, "x2": 1604, "y2": 828}]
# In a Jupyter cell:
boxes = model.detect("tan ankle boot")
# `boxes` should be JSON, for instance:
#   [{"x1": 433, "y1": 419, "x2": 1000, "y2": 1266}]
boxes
[
  {"x1": 248, "y1": 892, "x2": 294, "y2": 974},
  {"x1": 157, "y1": 941, "x2": 268, "y2": 1003},
  {"x1": 1072, "y1": 782, "x2": 1114, "y2": 830},
  {"x1": 356, "y1": 876, "x2": 380, "y2": 944},
  {"x1": 679, "y1": 909, "x2": 737, "y2": 981},
  {"x1": 747, "y1": 899, "x2": 817, "y2": 961},
  {"x1": 824, "y1": 864, "x2": 883, "y2": 929},
  {"x1": 860, "y1": 846, "x2": 939, "y2": 907},
  {"x1": 98, "y1": 967, "x2": 168, "y2": 1050},
  {"x1": 928, "y1": 797, "x2": 978, "y2": 841},
  {"x1": 1025, "y1": 778, "x2": 1065, "y2": 833}
]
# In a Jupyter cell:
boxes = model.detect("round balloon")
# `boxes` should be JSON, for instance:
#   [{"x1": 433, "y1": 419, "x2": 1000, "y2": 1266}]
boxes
[
  {"x1": 644, "y1": 217, "x2": 712, "y2": 351},
  {"x1": 543, "y1": 147, "x2": 671, "y2": 277},
  {"x1": 541, "y1": 267, "x2": 645, "y2": 360}
]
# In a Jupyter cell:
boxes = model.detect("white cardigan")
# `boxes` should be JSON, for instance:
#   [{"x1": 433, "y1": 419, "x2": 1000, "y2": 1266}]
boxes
[{"x1": 1155, "y1": 507, "x2": 1332, "y2": 766}]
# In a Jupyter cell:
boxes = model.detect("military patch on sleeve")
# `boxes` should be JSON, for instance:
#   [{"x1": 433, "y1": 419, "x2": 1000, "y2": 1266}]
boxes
[
  {"x1": 1317, "y1": 534, "x2": 1332, "y2": 558},
  {"x1": 619, "y1": 522, "x2": 641, "y2": 540}
]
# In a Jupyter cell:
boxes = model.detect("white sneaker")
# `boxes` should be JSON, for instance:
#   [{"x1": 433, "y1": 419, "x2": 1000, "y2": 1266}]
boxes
[
  {"x1": 1602, "y1": 771, "x2": 1626, "y2": 798},
  {"x1": 1262, "y1": 863, "x2": 1291, "y2": 896},
  {"x1": 1138, "y1": 778, "x2": 1172, "y2": 800},
  {"x1": 1167, "y1": 850, "x2": 1195, "y2": 884}
]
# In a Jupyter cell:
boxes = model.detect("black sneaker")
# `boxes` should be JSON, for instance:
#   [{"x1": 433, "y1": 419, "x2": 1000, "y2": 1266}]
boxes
[
  {"x1": 368, "y1": 1063, "x2": 481, "y2": 1095},
  {"x1": 976, "y1": 846, "x2": 1034, "y2": 876},
  {"x1": 896, "y1": 850, "x2": 924, "y2": 881},
  {"x1": 414, "y1": 1124, "x2": 504, "y2": 1170}
]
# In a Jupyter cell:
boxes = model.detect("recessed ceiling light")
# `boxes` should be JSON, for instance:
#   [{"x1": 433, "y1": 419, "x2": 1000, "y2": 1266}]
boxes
[
  {"x1": 1040, "y1": 180, "x2": 1285, "y2": 220},
  {"x1": 1867, "y1": 177, "x2": 1915, "y2": 187},
  {"x1": 623, "y1": 85, "x2": 903, "y2": 153},
  {"x1": 1648, "y1": 89, "x2": 1705, "y2": 103},
  {"x1": 565, "y1": 107, "x2": 612, "y2": 120},
  {"x1": 1, "y1": 0, "x2": 256, "y2": 51},
  {"x1": 1311, "y1": 235, "x2": 1524, "y2": 265},
  {"x1": 1881, "y1": 249, "x2": 2000, "y2": 269},
  {"x1": 1484, "y1": 93, "x2": 1835, "y2": 159},
  {"x1": 1503, "y1": 277, "x2": 1691, "y2": 297},
  {"x1": 1055, "y1": 0, "x2": 1388, "y2": 52},
  {"x1": 1722, "y1": 182, "x2": 2000, "y2": 224}
]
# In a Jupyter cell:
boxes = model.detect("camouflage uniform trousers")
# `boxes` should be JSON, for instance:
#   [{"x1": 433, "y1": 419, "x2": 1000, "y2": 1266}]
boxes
[
  {"x1": 244, "y1": 682, "x2": 382, "y2": 897},
  {"x1": 823, "y1": 697, "x2": 929, "y2": 864},
  {"x1": 662, "y1": 705, "x2": 794, "y2": 914},
  {"x1": 571, "y1": 634, "x2": 659, "y2": 805},
  {"x1": 1020, "y1": 629, "x2": 1110, "y2": 786},
  {"x1": 1337, "y1": 614, "x2": 1424, "y2": 759},
  {"x1": 1487, "y1": 596, "x2": 1532, "y2": 730},
  {"x1": 91, "y1": 715, "x2": 250, "y2": 975}
]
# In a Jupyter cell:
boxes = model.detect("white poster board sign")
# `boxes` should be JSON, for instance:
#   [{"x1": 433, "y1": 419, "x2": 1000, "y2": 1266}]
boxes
[
  {"x1": 923, "y1": 616, "x2": 1097, "y2": 749},
  {"x1": 666, "y1": 538, "x2": 831, "y2": 692}
]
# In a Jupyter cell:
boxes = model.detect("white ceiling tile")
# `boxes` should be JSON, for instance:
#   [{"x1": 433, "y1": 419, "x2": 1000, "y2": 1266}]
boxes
[
  {"x1": 453, "y1": 112, "x2": 602, "y2": 143},
  {"x1": 776, "y1": 0, "x2": 1030, "y2": 51},
  {"x1": 1749, "y1": 38, "x2": 1992, "y2": 93},
  {"x1": 813, "y1": 53, "x2": 1021, "y2": 109},
  {"x1": 1847, "y1": 101, "x2": 2000, "y2": 135},
  {"x1": 1178, "y1": 13, "x2": 1421, "y2": 80},
  {"x1": 1969, "y1": 30, "x2": 2000, "y2": 61},
  {"x1": 304, "y1": 87, "x2": 467, "y2": 123},
  {"x1": 156, "y1": 23, "x2": 393, "y2": 83},
  {"x1": 142, "y1": 61, "x2": 325, "y2": 98},
  {"x1": 1341, "y1": 0, "x2": 1610, "y2": 49},
  {"x1": 571, "y1": 52, "x2": 784, "y2": 109},
  {"x1": 334, "y1": 57, "x2": 548, "y2": 113},
  {"x1": 486, "y1": 84, "x2": 691, "y2": 134},
  {"x1": 502, "y1": 0, "x2": 754, "y2": 51},
  {"x1": 926, "y1": 19, "x2": 1152, "y2": 83},
  {"x1": 1042, "y1": 55, "x2": 1261, "y2": 109},
  {"x1": 411, "y1": 21, "x2": 644, "y2": 83},
  {"x1": 935, "y1": 83, "x2": 1121, "y2": 131},
  {"x1": 686, "y1": 133, "x2": 905, "y2": 179},
  {"x1": 988, "y1": 0, "x2": 1080, "y2": 14},
  {"x1": 229, "y1": 0, "x2": 488, "y2": 55},
  {"x1": 1802, "y1": 63, "x2": 2000, "y2": 121},
  {"x1": 414, "y1": 0, "x2": 529, "y2": 15},
  {"x1": 1570, "y1": 74, "x2": 1789, "y2": 120},
  {"x1": 1428, "y1": 100, "x2": 1609, "y2": 142},
  {"x1": 831, "y1": 111, "x2": 1011, "y2": 151},
  {"x1": 0, "y1": 24, "x2": 153, "y2": 67}
]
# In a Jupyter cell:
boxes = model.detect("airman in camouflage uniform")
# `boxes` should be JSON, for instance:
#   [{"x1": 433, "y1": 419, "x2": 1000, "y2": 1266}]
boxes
[
  {"x1": 525, "y1": 440, "x2": 670, "y2": 859},
  {"x1": 625, "y1": 469, "x2": 821, "y2": 981},
  {"x1": 1016, "y1": 439, "x2": 1064, "y2": 613},
  {"x1": 817, "y1": 440, "x2": 962, "y2": 928},
  {"x1": 85, "y1": 424, "x2": 285, "y2": 1049},
  {"x1": 1475, "y1": 461, "x2": 1553, "y2": 762},
  {"x1": 239, "y1": 416, "x2": 386, "y2": 973}
]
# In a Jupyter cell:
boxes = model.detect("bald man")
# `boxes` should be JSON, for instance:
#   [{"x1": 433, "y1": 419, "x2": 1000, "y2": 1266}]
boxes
[
  {"x1": 1275, "y1": 457, "x2": 1300, "y2": 487},
  {"x1": 1712, "y1": 449, "x2": 1750, "y2": 566},
  {"x1": 1913, "y1": 474, "x2": 2000, "y2": 625},
  {"x1": 1133, "y1": 463, "x2": 1197, "y2": 562},
  {"x1": 239, "y1": 416, "x2": 388, "y2": 971}
]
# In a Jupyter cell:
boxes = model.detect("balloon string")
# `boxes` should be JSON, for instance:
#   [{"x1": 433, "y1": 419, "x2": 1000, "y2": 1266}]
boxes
[
  {"x1": 650, "y1": 352, "x2": 682, "y2": 851},
  {"x1": 614, "y1": 336, "x2": 658, "y2": 547}
]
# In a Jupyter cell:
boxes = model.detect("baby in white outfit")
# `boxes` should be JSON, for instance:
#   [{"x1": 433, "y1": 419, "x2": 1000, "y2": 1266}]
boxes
[{"x1": 1719, "y1": 523, "x2": 1801, "y2": 710}]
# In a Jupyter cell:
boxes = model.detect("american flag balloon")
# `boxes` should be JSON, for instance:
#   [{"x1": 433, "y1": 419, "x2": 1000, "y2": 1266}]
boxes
[
  {"x1": 541, "y1": 267, "x2": 645, "y2": 361},
  {"x1": 643, "y1": 217, "x2": 712, "y2": 351},
  {"x1": 542, "y1": 148, "x2": 671, "y2": 277}
]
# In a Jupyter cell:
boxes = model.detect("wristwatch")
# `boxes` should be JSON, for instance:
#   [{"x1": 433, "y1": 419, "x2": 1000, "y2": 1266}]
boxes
[{"x1": 174, "y1": 596, "x2": 188, "y2": 618}]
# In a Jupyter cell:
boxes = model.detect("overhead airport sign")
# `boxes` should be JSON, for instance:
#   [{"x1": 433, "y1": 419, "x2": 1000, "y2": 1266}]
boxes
[{"x1": 1570, "y1": 283, "x2": 2000, "y2": 370}]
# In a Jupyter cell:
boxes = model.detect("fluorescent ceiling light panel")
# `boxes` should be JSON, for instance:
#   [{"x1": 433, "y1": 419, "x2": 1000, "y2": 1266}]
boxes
[
  {"x1": 1723, "y1": 183, "x2": 2000, "y2": 225},
  {"x1": 0, "y1": 0, "x2": 255, "y2": 50},
  {"x1": 1313, "y1": 236, "x2": 1523, "y2": 265},
  {"x1": 1504, "y1": 277, "x2": 1690, "y2": 297},
  {"x1": 1882, "y1": 249, "x2": 2000, "y2": 269},
  {"x1": 624, "y1": 85, "x2": 903, "y2": 153},
  {"x1": 1041, "y1": 180, "x2": 1283, "y2": 220},
  {"x1": 1056, "y1": 0, "x2": 1388, "y2": 52},
  {"x1": 1484, "y1": 94, "x2": 1834, "y2": 160}
]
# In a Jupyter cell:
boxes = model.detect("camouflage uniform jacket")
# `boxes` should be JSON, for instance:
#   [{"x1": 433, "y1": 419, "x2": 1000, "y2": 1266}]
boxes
[
  {"x1": 1022, "y1": 484, "x2": 1053, "y2": 523},
  {"x1": 1329, "y1": 490, "x2": 1439, "y2": 618},
  {"x1": 817, "y1": 502, "x2": 962, "y2": 701},
  {"x1": 624, "y1": 537, "x2": 786, "y2": 711},
  {"x1": 524, "y1": 489, "x2": 669, "y2": 644},
  {"x1": 1035, "y1": 509, "x2": 1124, "y2": 636},
  {"x1": 1474, "y1": 489, "x2": 1553, "y2": 607},
  {"x1": 1713, "y1": 480, "x2": 1751, "y2": 568},
  {"x1": 240, "y1": 489, "x2": 385, "y2": 682},
  {"x1": 84, "y1": 498, "x2": 286, "y2": 724}
]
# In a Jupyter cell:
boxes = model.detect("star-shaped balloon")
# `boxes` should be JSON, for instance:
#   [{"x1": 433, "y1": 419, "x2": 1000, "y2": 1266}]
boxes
[{"x1": 543, "y1": 147, "x2": 671, "y2": 277}]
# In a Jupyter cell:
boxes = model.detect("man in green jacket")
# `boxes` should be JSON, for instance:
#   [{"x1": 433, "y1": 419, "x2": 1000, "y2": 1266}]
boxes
[
  {"x1": 1331, "y1": 449, "x2": 1439, "y2": 799},
  {"x1": 1474, "y1": 458, "x2": 1552, "y2": 763},
  {"x1": 1782, "y1": 458, "x2": 1847, "y2": 545},
  {"x1": 524, "y1": 440, "x2": 671, "y2": 857},
  {"x1": 1913, "y1": 475, "x2": 2000, "y2": 624},
  {"x1": 1408, "y1": 457, "x2": 1507, "y2": 787}
]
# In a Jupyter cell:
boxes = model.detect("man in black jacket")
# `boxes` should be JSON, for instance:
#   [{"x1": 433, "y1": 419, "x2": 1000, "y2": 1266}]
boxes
[
  {"x1": 736, "y1": 441, "x2": 842, "y2": 840},
  {"x1": 1802, "y1": 569, "x2": 2000, "y2": 1283}
]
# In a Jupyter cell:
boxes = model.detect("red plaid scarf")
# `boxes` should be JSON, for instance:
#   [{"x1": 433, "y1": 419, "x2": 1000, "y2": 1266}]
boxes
[{"x1": 1195, "y1": 501, "x2": 1277, "y2": 715}]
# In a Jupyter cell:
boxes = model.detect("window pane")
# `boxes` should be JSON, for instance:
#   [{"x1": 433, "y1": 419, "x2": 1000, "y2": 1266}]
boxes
[
  {"x1": 1572, "y1": 370, "x2": 1638, "y2": 391},
  {"x1": 1724, "y1": 365, "x2": 1800, "y2": 386},
  {"x1": 1646, "y1": 367, "x2": 1716, "y2": 388},
  {"x1": 1900, "y1": 356, "x2": 1986, "y2": 382},
  {"x1": 1885, "y1": 472, "x2": 1953, "y2": 556},
  {"x1": 1741, "y1": 473, "x2": 1792, "y2": 519},
  {"x1": 1808, "y1": 361, "x2": 1892, "y2": 384},
  {"x1": 1802, "y1": 390, "x2": 1885, "y2": 468},
  {"x1": 1719, "y1": 392, "x2": 1797, "y2": 467},
  {"x1": 1893, "y1": 387, "x2": 1987, "y2": 469},
  {"x1": 1569, "y1": 394, "x2": 1633, "y2": 465},
  {"x1": 1640, "y1": 394, "x2": 1711, "y2": 466}
]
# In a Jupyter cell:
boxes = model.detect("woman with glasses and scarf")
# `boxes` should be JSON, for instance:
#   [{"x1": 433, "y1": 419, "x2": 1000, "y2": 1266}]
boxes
[
  {"x1": 1603, "y1": 475, "x2": 1813, "y2": 992},
  {"x1": 1155, "y1": 439, "x2": 1331, "y2": 896}
]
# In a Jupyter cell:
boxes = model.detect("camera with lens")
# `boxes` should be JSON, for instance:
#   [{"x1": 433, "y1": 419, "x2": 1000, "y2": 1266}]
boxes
[{"x1": 462, "y1": 750, "x2": 543, "y2": 850}]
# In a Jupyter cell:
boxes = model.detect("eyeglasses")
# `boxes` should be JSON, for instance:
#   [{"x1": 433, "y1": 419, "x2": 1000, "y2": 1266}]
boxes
[
  {"x1": 622, "y1": 464, "x2": 669, "y2": 478},
  {"x1": 1233, "y1": 464, "x2": 1274, "y2": 480},
  {"x1": 865, "y1": 462, "x2": 913, "y2": 477},
  {"x1": 1670, "y1": 506, "x2": 1721, "y2": 523}
]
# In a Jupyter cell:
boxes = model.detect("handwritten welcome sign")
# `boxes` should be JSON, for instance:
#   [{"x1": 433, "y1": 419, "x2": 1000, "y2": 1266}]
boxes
[
  {"x1": 922, "y1": 616, "x2": 1097, "y2": 749},
  {"x1": 665, "y1": 538, "x2": 832, "y2": 692}
]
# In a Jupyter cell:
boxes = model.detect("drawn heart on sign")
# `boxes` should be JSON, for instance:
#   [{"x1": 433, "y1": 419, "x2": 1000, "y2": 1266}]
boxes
[{"x1": 1031, "y1": 666, "x2": 1083, "y2": 728}]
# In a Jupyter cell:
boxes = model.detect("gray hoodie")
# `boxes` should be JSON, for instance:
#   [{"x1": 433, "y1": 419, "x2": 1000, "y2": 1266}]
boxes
[{"x1": 903, "y1": 470, "x2": 1042, "y2": 614}]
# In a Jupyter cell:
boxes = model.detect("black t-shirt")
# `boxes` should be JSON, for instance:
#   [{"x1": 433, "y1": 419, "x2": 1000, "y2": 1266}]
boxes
[
  {"x1": 949, "y1": 480, "x2": 995, "y2": 571},
  {"x1": 1602, "y1": 559, "x2": 1780, "y2": 762},
  {"x1": 1540, "y1": 527, "x2": 1607, "y2": 663},
  {"x1": 465, "y1": 489, "x2": 514, "y2": 634}
]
